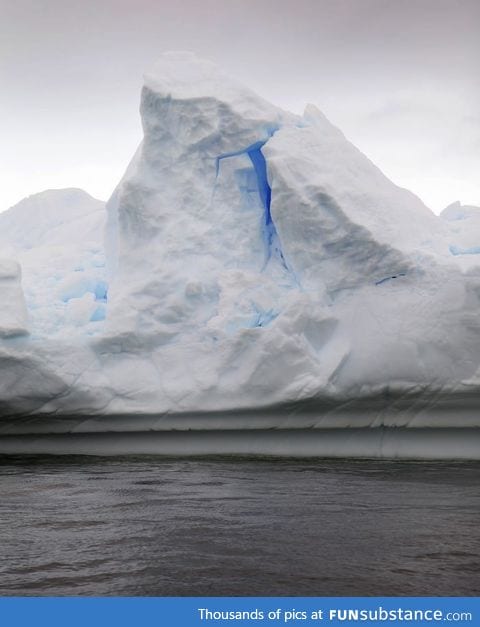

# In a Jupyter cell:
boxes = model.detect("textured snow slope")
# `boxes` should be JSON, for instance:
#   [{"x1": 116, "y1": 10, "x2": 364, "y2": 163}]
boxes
[{"x1": 0, "y1": 52, "x2": 479, "y2": 440}]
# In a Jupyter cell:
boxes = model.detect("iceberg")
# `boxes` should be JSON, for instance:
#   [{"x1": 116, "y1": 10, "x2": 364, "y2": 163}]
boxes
[{"x1": 1, "y1": 52, "x2": 479, "y2": 458}]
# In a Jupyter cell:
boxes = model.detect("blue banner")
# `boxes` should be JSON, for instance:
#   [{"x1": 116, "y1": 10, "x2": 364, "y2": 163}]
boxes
[{"x1": 0, "y1": 597, "x2": 477, "y2": 627}]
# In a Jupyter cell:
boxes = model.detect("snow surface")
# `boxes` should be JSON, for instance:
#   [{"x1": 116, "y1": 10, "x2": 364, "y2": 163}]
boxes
[{"x1": 0, "y1": 52, "x2": 479, "y2": 453}]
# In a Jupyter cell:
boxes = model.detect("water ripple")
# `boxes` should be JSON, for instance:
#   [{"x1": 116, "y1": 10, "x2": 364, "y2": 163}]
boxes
[{"x1": 0, "y1": 456, "x2": 479, "y2": 596}]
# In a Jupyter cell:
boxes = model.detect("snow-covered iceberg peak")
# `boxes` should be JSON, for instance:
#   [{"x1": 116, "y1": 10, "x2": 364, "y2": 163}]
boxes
[
  {"x1": 144, "y1": 51, "x2": 283, "y2": 123},
  {"x1": 104, "y1": 52, "x2": 299, "y2": 351}
]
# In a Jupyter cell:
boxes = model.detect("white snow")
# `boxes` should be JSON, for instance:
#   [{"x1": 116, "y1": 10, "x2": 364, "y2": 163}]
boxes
[{"x1": 0, "y1": 53, "x2": 479, "y2": 457}]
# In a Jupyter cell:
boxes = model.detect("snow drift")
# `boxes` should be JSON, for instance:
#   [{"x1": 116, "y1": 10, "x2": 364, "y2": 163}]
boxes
[{"x1": 1, "y1": 52, "x2": 479, "y2": 457}]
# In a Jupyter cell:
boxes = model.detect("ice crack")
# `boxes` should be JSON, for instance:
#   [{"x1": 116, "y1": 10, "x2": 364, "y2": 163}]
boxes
[{"x1": 215, "y1": 135, "x2": 294, "y2": 277}]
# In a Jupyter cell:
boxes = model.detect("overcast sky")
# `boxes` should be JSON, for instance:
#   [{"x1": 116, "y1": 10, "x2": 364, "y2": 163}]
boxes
[{"x1": 1, "y1": 0, "x2": 479, "y2": 214}]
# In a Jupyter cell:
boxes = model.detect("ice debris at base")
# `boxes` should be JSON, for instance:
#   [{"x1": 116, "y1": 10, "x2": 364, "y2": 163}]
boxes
[{"x1": 1, "y1": 51, "x2": 480, "y2": 423}]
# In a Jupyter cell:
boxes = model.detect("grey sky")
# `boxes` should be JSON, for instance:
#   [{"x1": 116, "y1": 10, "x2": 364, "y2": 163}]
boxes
[{"x1": 1, "y1": 0, "x2": 479, "y2": 213}]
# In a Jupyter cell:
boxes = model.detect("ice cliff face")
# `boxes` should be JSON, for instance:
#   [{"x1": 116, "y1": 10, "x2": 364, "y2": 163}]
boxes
[{"x1": 1, "y1": 52, "x2": 480, "y2": 421}]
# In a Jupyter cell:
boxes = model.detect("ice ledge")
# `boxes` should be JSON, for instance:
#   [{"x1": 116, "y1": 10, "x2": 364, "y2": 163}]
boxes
[
  {"x1": 1, "y1": 387, "x2": 480, "y2": 436},
  {"x1": 0, "y1": 428, "x2": 479, "y2": 459}
]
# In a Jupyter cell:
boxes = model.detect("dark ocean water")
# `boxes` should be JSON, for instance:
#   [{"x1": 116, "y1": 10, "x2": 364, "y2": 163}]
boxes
[{"x1": 0, "y1": 456, "x2": 479, "y2": 596}]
